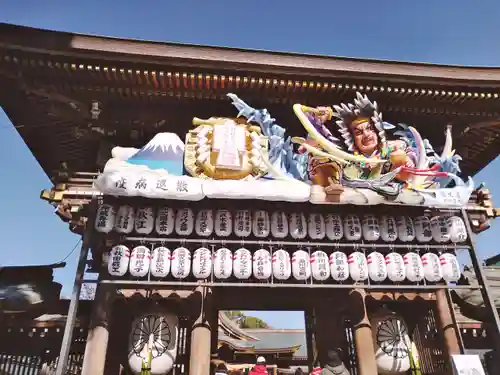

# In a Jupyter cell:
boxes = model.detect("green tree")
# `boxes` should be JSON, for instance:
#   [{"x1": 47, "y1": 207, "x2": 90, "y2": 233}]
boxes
[{"x1": 224, "y1": 311, "x2": 270, "y2": 329}]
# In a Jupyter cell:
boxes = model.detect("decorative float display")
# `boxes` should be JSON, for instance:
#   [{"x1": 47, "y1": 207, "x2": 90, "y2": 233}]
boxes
[
  {"x1": 371, "y1": 308, "x2": 413, "y2": 375},
  {"x1": 128, "y1": 313, "x2": 179, "y2": 375},
  {"x1": 93, "y1": 92, "x2": 473, "y2": 208}
]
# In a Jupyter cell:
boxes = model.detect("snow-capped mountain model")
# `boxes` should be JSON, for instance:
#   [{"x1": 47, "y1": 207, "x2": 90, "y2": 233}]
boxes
[{"x1": 127, "y1": 133, "x2": 185, "y2": 175}]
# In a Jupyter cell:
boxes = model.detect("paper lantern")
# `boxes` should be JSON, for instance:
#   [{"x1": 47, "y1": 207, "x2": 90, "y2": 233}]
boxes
[
  {"x1": 95, "y1": 204, "x2": 116, "y2": 233},
  {"x1": 380, "y1": 215, "x2": 398, "y2": 242},
  {"x1": 348, "y1": 252, "x2": 368, "y2": 281},
  {"x1": 289, "y1": 213, "x2": 307, "y2": 239},
  {"x1": 329, "y1": 251, "x2": 350, "y2": 281},
  {"x1": 128, "y1": 313, "x2": 179, "y2": 375},
  {"x1": 134, "y1": 207, "x2": 155, "y2": 234},
  {"x1": 311, "y1": 250, "x2": 330, "y2": 281},
  {"x1": 325, "y1": 214, "x2": 344, "y2": 241},
  {"x1": 367, "y1": 252, "x2": 387, "y2": 282},
  {"x1": 344, "y1": 215, "x2": 362, "y2": 241},
  {"x1": 213, "y1": 248, "x2": 233, "y2": 280},
  {"x1": 195, "y1": 210, "x2": 214, "y2": 237},
  {"x1": 155, "y1": 207, "x2": 175, "y2": 236},
  {"x1": 234, "y1": 210, "x2": 252, "y2": 237},
  {"x1": 108, "y1": 245, "x2": 130, "y2": 276},
  {"x1": 192, "y1": 247, "x2": 212, "y2": 279},
  {"x1": 403, "y1": 252, "x2": 424, "y2": 282},
  {"x1": 447, "y1": 216, "x2": 468, "y2": 243},
  {"x1": 385, "y1": 253, "x2": 405, "y2": 282},
  {"x1": 430, "y1": 216, "x2": 451, "y2": 243},
  {"x1": 175, "y1": 209, "x2": 194, "y2": 236},
  {"x1": 414, "y1": 216, "x2": 433, "y2": 243},
  {"x1": 440, "y1": 253, "x2": 461, "y2": 283},
  {"x1": 171, "y1": 247, "x2": 191, "y2": 279},
  {"x1": 129, "y1": 246, "x2": 151, "y2": 278},
  {"x1": 397, "y1": 216, "x2": 415, "y2": 243},
  {"x1": 215, "y1": 209, "x2": 232, "y2": 237},
  {"x1": 421, "y1": 252, "x2": 442, "y2": 282},
  {"x1": 271, "y1": 211, "x2": 289, "y2": 239},
  {"x1": 362, "y1": 215, "x2": 380, "y2": 242},
  {"x1": 150, "y1": 247, "x2": 171, "y2": 278},
  {"x1": 233, "y1": 248, "x2": 252, "y2": 280},
  {"x1": 307, "y1": 213, "x2": 325, "y2": 240},
  {"x1": 253, "y1": 249, "x2": 272, "y2": 280},
  {"x1": 292, "y1": 250, "x2": 311, "y2": 281},
  {"x1": 114, "y1": 205, "x2": 135, "y2": 234},
  {"x1": 371, "y1": 309, "x2": 412, "y2": 375},
  {"x1": 253, "y1": 210, "x2": 270, "y2": 238},
  {"x1": 272, "y1": 249, "x2": 291, "y2": 280}
]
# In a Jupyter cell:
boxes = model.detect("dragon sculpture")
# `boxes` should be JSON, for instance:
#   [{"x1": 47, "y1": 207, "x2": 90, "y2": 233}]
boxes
[{"x1": 227, "y1": 93, "x2": 309, "y2": 181}]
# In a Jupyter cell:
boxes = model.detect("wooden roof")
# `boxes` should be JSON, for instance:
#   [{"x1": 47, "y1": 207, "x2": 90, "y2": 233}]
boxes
[{"x1": 1, "y1": 23, "x2": 500, "y2": 177}]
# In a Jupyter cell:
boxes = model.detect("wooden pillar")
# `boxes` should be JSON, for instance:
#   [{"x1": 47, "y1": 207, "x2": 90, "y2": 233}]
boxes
[
  {"x1": 189, "y1": 286, "x2": 213, "y2": 375},
  {"x1": 349, "y1": 289, "x2": 377, "y2": 375},
  {"x1": 304, "y1": 309, "x2": 317, "y2": 370},
  {"x1": 436, "y1": 289, "x2": 461, "y2": 356},
  {"x1": 81, "y1": 285, "x2": 113, "y2": 375}
]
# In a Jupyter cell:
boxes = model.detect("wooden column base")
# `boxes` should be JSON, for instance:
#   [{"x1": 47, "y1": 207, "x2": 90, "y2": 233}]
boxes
[
  {"x1": 349, "y1": 289, "x2": 377, "y2": 375},
  {"x1": 189, "y1": 286, "x2": 213, "y2": 375},
  {"x1": 81, "y1": 286, "x2": 113, "y2": 375}
]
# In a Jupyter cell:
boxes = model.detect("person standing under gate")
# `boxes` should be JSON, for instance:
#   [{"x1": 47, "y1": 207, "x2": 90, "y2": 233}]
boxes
[
  {"x1": 319, "y1": 349, "x2": 350, "y2": 375},
  {"x1": 249, "y1": 356, "x2": 269, "y2": 375}
]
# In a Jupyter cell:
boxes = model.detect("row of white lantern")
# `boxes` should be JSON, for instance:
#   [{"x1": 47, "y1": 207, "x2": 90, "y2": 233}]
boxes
[
  {"x1": 95, "y1": 204, "x2": 468, "y2": 244},
  {"x1": 107, "y1": 245, "x2": 461, "y2": 283}
]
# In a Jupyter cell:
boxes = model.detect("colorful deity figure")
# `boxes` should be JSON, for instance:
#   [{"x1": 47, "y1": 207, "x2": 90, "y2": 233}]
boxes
[{"x1": 293, "y1": 92, "x2": 448, "y2": 198}]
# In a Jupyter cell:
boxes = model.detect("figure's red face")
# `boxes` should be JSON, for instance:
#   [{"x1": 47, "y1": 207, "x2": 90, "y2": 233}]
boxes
[{"x1": 351, "y1": 120, "x2": 378, "y2": 155}]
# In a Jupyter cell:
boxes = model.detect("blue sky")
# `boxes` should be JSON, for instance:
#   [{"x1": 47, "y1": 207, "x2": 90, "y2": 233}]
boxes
[{"x1": 1, "y1": 0, "x2": 500, "y2": 329}]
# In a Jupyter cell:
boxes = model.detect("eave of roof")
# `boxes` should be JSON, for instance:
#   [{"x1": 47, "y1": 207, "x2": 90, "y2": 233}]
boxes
[{"x1": 2, "y1": 23, "x2": 500, "y2": 87}]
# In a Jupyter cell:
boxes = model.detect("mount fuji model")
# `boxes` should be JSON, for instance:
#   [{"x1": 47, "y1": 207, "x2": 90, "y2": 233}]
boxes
[{"x1": 127, "y1": 132, "x2": 185, "y2": 175}]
